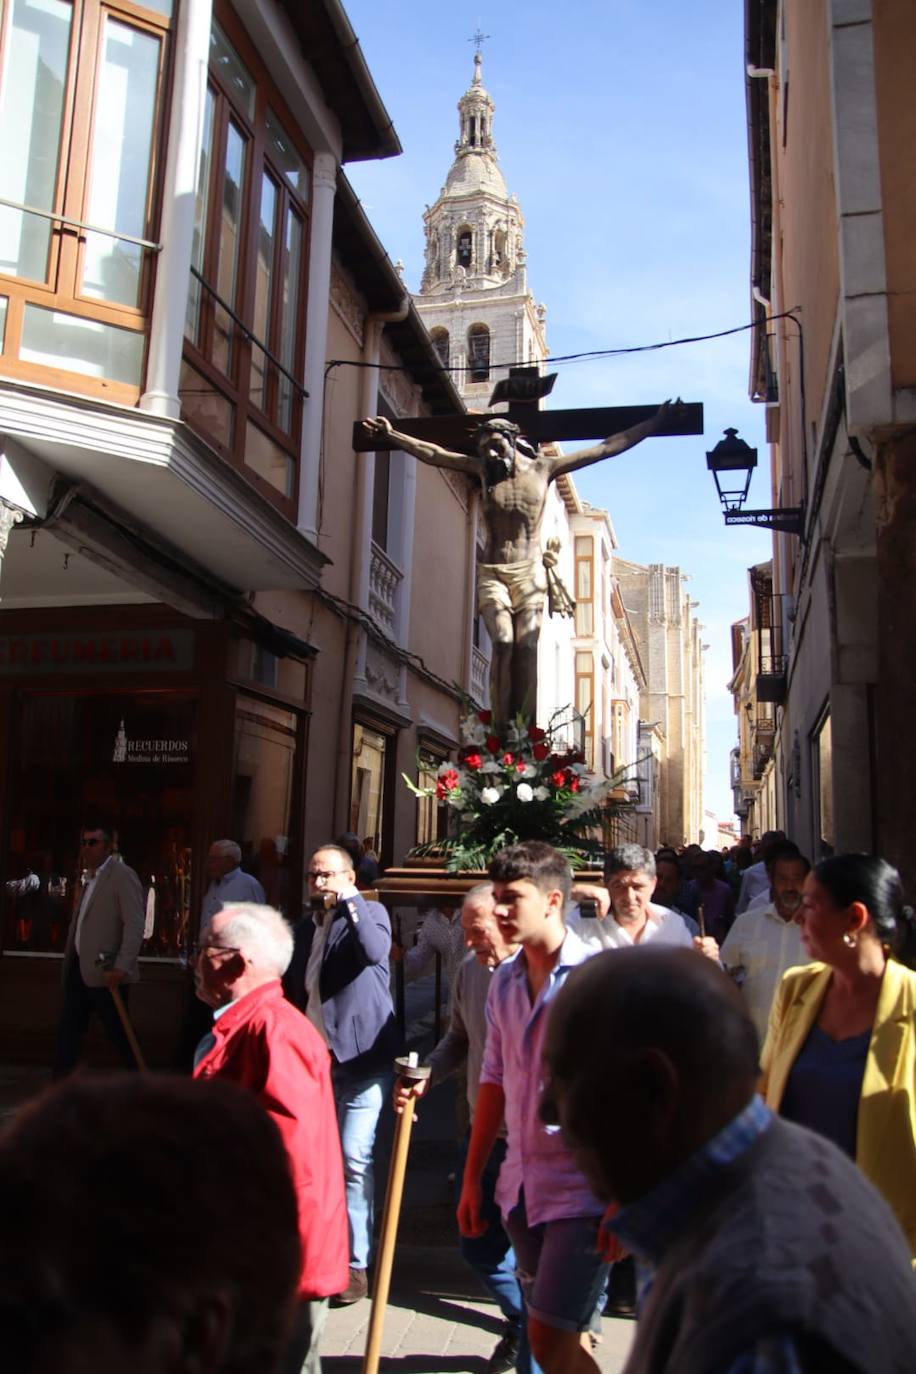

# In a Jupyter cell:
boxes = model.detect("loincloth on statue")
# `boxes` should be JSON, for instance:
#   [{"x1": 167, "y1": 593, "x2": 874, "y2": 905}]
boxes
[{"x1": 477, "y1": 558, "x2": 547, "y2": 615}]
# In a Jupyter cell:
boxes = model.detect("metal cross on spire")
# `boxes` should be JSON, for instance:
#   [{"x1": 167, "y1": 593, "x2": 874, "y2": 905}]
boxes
[{"x1": 468, "y1": 26, "x2": 490, "y2": 56}]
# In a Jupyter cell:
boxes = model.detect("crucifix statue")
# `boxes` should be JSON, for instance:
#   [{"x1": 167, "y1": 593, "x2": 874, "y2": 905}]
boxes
[{"x1": 355, "y1": 383, "x2": 702, "y2": 732}]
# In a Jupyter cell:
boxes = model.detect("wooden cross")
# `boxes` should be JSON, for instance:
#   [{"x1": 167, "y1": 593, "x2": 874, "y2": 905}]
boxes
[{"x1": 353, "y1": 372, "x2": 703, "y2": 454}]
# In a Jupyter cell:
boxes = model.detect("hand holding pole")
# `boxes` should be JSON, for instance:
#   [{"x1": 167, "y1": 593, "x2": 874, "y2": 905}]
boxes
[{"x1": 362, "y1": 1053, "x2": 431, "y2": 1374}]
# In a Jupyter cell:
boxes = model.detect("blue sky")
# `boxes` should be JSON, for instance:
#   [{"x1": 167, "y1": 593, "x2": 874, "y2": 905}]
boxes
[{"x1": 344, "y1": 0, "x2": 773, "y2": 827}]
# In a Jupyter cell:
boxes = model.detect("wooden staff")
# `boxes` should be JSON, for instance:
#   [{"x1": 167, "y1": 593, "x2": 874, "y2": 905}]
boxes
[
  {"x1": 95, "y1": 951, "x2": 147, "y2": 1071},
  {"x1": 697, "y1": 904, "x2": 706, "y2": 939},
  {"x1": 362, "y1": 1054, "x2": 431, "y2": 1374}
]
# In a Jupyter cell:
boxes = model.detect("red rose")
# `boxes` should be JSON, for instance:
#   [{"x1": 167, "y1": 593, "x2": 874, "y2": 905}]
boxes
[
  {"x1": 569, "y1": 776, "x2": 581, "y2": 793},
  {"x1": 464, "y1": 753, "x2": 482, "y2": 771},
  {"x1": 485, "y1": 735, "x2": 501, "y2": 754},
  {"x1": 551, "y1": 771, "x2": 567, "y2": 788},
  {"x1": 478, "y1": 709, "x2": 492, "y2": 725},
  {"x1": 527, "y1": 725, "x2": 546, "y2": 742},
  {"x1": 441, "y1": 769, "x2": 460, "y2": 791},
  {"x1": 501, "y1": 752, "x2": 515, "y2": 766},
  {"x1": 516, "y1": 761, "x2": 527, "y2": 774},
  {"x1": 533, "y1": 742, "x2": 550, "y2": 761},
  {"x1": 436, "y1": 781, "x2": 447, "y2": 799}
]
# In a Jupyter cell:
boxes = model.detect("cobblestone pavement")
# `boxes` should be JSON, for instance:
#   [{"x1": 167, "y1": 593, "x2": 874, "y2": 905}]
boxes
[{"x1": 321, "y1": 1245, "x2": 634, "y2": 1373}]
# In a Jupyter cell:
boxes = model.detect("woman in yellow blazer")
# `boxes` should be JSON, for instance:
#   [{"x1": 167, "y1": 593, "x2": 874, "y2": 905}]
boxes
[{"x1": 761, "y1": 853, "x2": 916, "y2": 1259}]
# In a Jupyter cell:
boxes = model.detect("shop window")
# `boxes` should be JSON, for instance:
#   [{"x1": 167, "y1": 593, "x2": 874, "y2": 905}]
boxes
[
  {"x1": 416, "y1": 747, "x2": 448, "y2": 847},
  {"x1": 2, "y1": 690, "x2": 195, "y2": 959},
  {"x1": 181, "y1": 10, "x2": 311, "y2": 513},
  {"x1": 467, "y1": 322, "x2": 490, "y2": 381},
  {"x1": 351, "y1": 722, "x2": 389, "y2": 860},
  {"x1": 814, "y1": 710, "x2": 834, "y2": 857},
  {"x1": 0, "y1": 0, "x2": 172, "y2": 398},
  {"x1": 232, "y1": 695, "x2": 298, "y2": 914}
]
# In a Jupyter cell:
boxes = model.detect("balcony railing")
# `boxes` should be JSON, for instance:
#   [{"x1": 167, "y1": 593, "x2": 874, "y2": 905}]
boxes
[
  {"x1": 753, "y1": 740, "x2": 774, "y2": 778},
  {"x1": 369, "y1": 543, "x2": 402, "y2": 635}
]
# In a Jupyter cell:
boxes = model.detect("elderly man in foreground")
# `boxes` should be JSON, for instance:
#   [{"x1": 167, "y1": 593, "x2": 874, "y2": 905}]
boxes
[
  {"x1": 193, "y1": 902, "x2": 348, "y2": 1374},
  {"x1": 542, "y1": 947, "x2": 916, "y2": 1373},
  {"x1": 0, "y1": 1074, "x2": 301, "y2": 1374}
]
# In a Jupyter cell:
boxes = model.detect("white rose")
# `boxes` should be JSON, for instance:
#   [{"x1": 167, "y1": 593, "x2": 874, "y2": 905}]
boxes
[
  {"x1": 516, "y1": 783, "x2": 534, "y2": 803},
  {"x1": 533, "y1": 786, "x2": 551, "y2": 801},
  {"x1": 481, "y1": 786, "x2": 501, "y2": 806},
  {"x1": 520, "y1": 764, "x2": 538, "y2": 779},
  {"x1": 480, "y1": 760, "x2": 501, "y2": 774}
]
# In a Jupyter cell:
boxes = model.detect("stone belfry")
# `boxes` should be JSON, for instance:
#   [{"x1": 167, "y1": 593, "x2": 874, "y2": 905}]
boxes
[{"x1": 414, "y1": 45, "x2": 549, "y2": 410}]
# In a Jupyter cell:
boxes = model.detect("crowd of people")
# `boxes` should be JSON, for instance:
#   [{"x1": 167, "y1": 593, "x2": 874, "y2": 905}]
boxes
[{"x1": 2, "y1": 826, "x2": 915, "y2": 1373}]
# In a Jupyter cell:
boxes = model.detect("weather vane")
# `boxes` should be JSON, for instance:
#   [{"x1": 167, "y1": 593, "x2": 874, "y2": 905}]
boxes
[{"x1": 468, "y1": 26, "x2": 490, "y2": 55}]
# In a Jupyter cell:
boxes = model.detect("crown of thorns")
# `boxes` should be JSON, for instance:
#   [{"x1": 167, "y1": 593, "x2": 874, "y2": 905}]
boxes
[{"x1": 475, "y1": 417, "x2": 521, "y2": 439}]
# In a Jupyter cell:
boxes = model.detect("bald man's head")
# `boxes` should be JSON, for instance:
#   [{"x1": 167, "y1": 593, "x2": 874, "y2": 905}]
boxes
[{"x1": 542, "y1": 947, "x2": 759, "y2": 1204}]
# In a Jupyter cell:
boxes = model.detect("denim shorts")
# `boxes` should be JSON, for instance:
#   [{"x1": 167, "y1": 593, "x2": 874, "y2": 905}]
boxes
[{"x1": 504, "y1": 1191, "x2": 609, "y2": 1333}]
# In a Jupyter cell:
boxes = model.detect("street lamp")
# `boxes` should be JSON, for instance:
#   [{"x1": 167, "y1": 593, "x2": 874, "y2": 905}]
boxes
[
  {"x1": 706, "y1": 428, "x2": 805, "y2": 538},
  {"x1": 706, "y1": 427, "x2": 756, "y2": 511}
]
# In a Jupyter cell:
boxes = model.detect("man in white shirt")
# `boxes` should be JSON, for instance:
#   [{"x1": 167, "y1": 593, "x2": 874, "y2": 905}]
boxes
[
  {"x1": 569, "y1": 845, "x2": 719, "y2": 959},
  {"x1": 742, "y1": 840, "x2": 805, "y2": 915},
  {"x1": 735, "y1": 831, "x2": 785, "y2": 913},
  {"x1": 200, "y1": 839, "x2": 265, "y2": 931},
  {"x1": 721, "y1": 852, "x2": 813, "y2": 1046}
]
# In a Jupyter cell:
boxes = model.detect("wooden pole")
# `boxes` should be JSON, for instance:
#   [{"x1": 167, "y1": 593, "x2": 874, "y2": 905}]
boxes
[
  {"x1": 362, "y1": 1055, "x2": 431, "y2": 1374},
  {"x1": 697, "y1": 904, "x2": 706, "y2": 939},
  {"x1": 109, "y1": 983, "x2": 148, "y2": 1071},
  {"x1": 95, "y1": 951, "x2": 147, "y2": 1071}
]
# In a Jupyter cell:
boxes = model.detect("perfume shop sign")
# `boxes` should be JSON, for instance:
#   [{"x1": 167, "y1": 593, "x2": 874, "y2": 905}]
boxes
[{"x1": 0, "y1": 630, "x2": 194, "y2": 676}]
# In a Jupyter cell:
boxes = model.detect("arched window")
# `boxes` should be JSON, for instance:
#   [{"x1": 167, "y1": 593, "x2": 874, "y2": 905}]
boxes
[
  {"x1": 456, "y1": 226, "x2": 473, "y2": 270},
  {"x1": 467, "y1": 323, "x2": 490, "y2": 382},
  {"x1": 430, "y1": 327, "x2": 449, "y2": 368}
]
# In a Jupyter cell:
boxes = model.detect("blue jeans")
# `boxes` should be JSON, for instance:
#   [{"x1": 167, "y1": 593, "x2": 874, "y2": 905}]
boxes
[
  {"x1": 505, "y1": 1190, "x2": 609, "y2": 1334},
  {"x1": 457, "y1": 1137, "x2": 542, "y2": 1374},
  {"x1": 332, "y1": 1066, "x2": 391, "y2": 1270}
]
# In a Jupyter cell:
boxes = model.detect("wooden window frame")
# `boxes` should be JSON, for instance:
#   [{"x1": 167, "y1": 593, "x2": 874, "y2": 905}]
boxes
[
  {"x1": 575, "y1": 649, "x2": 594, "y2": 770},
  {"x1": 0, "y1": 0, "x2": 173, "y2": 404},
  {"x1": 416, "y1": 744, "x2": 449, "y2": 848},
  {"x1": 574, "y1": 535, "x2": 594, "y2": 638},
  {"x1": 180, "y1": 0, "x2": 312, "y2": 519}
]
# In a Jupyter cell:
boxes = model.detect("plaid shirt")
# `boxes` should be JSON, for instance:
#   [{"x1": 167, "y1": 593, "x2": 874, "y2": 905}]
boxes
[{"x1": 608, "y1": 1097, "x2": 811, "y2": 1374}]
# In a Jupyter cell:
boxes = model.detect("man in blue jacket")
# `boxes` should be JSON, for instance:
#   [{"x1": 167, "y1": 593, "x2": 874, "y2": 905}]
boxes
[{"x1": 284, "y1": 844, "x2": 399, "y2": 1305}]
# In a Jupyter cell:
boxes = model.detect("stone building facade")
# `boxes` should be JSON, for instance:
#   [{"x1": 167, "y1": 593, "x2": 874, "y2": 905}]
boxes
[
  {"x1": 743, "y1": 0, "x2": 916, "y2": 881},
  {"x1": 614, "y1": 560, "x2": 706, "y2": 847}
]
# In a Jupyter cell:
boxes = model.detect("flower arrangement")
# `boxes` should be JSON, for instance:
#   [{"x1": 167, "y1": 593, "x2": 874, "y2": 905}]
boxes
[{"x1": 405, "y1": 706, "x2": 640, "y2": 872}]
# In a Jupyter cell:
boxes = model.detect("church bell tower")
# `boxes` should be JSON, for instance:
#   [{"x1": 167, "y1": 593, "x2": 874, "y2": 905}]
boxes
[{"x1": 414, "y1": 47, "x2": 549, "y2": 410}]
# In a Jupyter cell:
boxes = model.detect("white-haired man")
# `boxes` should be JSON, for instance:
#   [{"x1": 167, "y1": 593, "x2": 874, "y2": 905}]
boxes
[
  {"x1": 200, "y1": 839, "x2": 265, "y2": 931},
  {"x1": 193, "y1": 902, "x2": 347, "y2": 1374}
]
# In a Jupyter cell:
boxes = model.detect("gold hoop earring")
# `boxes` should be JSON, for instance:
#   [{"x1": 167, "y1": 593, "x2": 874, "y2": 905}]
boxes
[{"x1": 843, "y1": 931, "x2": 857, "y2": 949}]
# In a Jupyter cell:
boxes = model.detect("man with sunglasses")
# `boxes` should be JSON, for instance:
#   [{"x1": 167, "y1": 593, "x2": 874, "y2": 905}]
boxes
[
  {"x1": 53, "y1": 822, "x2": 145, "y2": 1077},
  {"x1": 284, "y1": 844, "x2": 399, "y2": 1306}
]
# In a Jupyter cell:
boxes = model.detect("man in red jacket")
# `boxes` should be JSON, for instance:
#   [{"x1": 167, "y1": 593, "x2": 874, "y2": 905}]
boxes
[{"x1": 193, "y1": 901, "x2": 348, "y2": 1374}]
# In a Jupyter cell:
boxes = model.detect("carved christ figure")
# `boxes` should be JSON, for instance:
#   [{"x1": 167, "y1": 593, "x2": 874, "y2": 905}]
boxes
[{"x1": 363, "y1": 402, "x2": 677, "y2": 731}]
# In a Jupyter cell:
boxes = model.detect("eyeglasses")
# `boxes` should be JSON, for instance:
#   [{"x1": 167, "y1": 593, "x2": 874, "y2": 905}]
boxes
[
  {"x1": 188, "y1": 942, "x2": 241, "y2": 961},
  {"x1": 306, "y1": 869, "x2": 344, "y2": 882}
]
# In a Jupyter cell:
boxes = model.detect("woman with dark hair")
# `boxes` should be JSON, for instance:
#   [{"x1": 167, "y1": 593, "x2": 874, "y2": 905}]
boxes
[{"x1": 761, "y1": 853, "x2": 916, "y2": 1257}]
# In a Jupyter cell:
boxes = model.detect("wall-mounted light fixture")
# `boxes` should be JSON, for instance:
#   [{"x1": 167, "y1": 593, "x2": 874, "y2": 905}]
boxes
[{"x1": 706, "y1": 428, "x2": 805, "y2": 537}]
